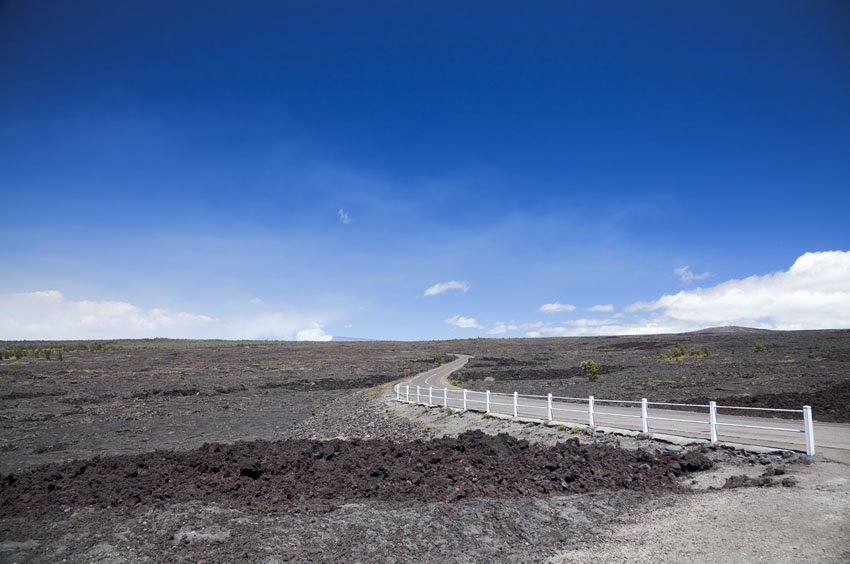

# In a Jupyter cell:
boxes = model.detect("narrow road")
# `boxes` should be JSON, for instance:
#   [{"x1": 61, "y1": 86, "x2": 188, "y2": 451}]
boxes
[{"x1": 398, "y1": 354, "x2": 850, "y2": 463}]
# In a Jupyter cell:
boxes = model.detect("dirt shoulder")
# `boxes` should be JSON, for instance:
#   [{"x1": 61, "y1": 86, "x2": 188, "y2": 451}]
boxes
[{"x1": 553, "y1": 458, "x2": 850, "y2": 563}]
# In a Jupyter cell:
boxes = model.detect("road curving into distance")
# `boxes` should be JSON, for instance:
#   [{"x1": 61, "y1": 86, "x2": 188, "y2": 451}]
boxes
[{"x1": 397, "y1": 354, "x2": 850, "y2": 464}]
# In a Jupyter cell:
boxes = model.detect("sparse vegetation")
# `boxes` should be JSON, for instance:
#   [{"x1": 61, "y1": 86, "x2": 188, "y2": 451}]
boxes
[
  {"x1": 580, "y1": 359, "x2": 600, "y2": 382},
  {"x1": 571, "y1": 425, "x2": 583, "y2": 434},
  {"x1": 434, "y1": 353, "x2": 444, "y2": 364},
  {"x1": 658, "y1": 345, "x2": 711, "y2": 360},
  {"x1": 450, "y1": 371, "x2": 464, "y2": 386},
  {"x1": 556, "y1": 424, "x2": 567, "y2": 431},
  {"x1": 753, "y1": 342, "x2": 771, "y2": 353},
  {"x1": 1, "y1": 342, "x2": 112, "y2": 361}
]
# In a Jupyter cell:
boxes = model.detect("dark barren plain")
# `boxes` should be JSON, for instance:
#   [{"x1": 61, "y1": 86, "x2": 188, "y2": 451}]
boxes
[{"x1": 1, "y1": 330, "x2": 849, "y2": 562}]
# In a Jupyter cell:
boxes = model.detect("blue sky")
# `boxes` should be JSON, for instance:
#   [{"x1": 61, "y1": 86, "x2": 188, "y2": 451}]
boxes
[{"x1": 1, "y1": 1, "x2": 849, "y2": 340}]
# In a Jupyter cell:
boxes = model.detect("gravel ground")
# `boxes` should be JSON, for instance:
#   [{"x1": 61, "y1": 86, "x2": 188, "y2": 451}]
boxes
[
  {"x1": 2, "y1": 337, "x2": 848, "y2": 562},
  {"x1": 553, "y1": 459, "x2": 850, "y2": 563}
]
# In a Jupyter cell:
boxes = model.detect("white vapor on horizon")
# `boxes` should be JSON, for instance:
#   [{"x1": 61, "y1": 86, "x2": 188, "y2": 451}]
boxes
[{"x1": 0, "y1": 290, "x2": 337, "y2": 341}]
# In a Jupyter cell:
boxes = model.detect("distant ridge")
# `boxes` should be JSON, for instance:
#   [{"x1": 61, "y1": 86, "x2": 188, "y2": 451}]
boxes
[
  {"x1": 331, "y1": 336, "x2": 376, "y2": 342},
  {"x1": 687, "y1": 325, "x2": 774, "y2": 335}
]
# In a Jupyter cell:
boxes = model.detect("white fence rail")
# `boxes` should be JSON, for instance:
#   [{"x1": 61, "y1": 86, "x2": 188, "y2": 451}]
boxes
[{"x1": 395, "y1": 383, "x2": 816, "y2": 456}]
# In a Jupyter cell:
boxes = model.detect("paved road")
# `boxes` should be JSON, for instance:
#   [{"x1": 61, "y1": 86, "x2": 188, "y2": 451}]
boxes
[{"x1": 398, "y1": 354, "x2": 850, "y2": 463}]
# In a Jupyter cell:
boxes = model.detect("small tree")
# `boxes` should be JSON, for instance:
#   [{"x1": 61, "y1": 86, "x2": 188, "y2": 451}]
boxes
[{"x1": 580, "y1": 359, "x2": 600, "y2": 382}]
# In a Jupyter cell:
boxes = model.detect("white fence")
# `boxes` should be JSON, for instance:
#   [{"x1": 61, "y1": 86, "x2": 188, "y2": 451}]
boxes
[{"x1": 395, "y1": 383, "x2": 816, "y2": 456}]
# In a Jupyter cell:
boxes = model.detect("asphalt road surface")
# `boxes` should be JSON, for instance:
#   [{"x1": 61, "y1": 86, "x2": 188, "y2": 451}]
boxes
[{"x1": 400, "y1": 355, "x2": 850, "y2": 463}]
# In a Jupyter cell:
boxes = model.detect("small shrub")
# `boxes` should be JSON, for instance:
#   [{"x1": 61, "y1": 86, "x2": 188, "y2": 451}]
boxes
[
  {"x1": 753, "y1": 342, "x2": 771, "y2": 353},
  {"x1": 434, "y1": 353, "x2": 444, "y2": 365},
  {"x1": 482, "y1": 412, "x2": 493, "y2": 419},
  {"x1": 580, "y1": 359, "x2": 600, "y2": 382},
  {"x1": 659, "y1": 345, "x2": 711, "y2": 360},
  {"x1": 556, "y1": 424, "x2": 567, "y2": 431},
  {"x1": 571, "y1": 425, "x2": 582, "y2": 434},
  {"x1": 584, "y1": 427, "x2": 594, "y2": 436}
]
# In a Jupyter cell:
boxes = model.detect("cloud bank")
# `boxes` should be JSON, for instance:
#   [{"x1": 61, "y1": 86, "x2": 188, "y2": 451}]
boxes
[
  {"x1": 0, "y1": 291, "x2": 334, "y2": 341},
  {"x1": 424, "y1": 280, "x2": 470, "y2": 297},
  {"x1": 498, "y1": 251, "x2": 850, "y2": 338},
  {"x1": 628, "y1": 251, "x2": 850, "y2": 331}
]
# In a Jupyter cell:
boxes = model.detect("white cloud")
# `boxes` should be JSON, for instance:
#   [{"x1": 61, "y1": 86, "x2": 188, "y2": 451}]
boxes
[
  {"x1": 629, "y1": 251, "x2": 850, "y2": 330},
  {"x1": 424, "y1": 280, "x2": 470, "y2": 297},
  {"x1": 674, "y1": 265, "x2": 714, "y2": 283},
  {"x1": 337, "y1": 208, "x2": 352, "y2": 224},
  {"x1": 445, "y1": 315, "x2": 482, "y2": 330},
  {"x1": 249, "y1": 297, "x2": 263, "y2": 304},
  {"x1": 539, "y1": 302, "x2": 576, "y2": 314},
  {"x1": 0, "y1": 290, "x2": 338, "y2": 341},
  {"x1": 295, "y1": 323, "x2": 333, "y2": 342},
  {"x1": 521, "y1": 251, "x2": 850, "y2": 337},
  {"x1": 587, "y1": 304, "x2": 614, "y2": 312},
  {"x1": 488, "y1": 321, "x2": 544, "y2": 335},
  {"x1": 0, "y1": 291, "x2": 213, "y2": 340}
]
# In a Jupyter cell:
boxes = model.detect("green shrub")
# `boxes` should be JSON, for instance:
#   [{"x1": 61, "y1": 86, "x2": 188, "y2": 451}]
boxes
[
  {"x1": 753, "y1": 342, "x2": 771, "y2": 353},
  {"x1": 580, "y1": 359, "x2": 600, "y2": 382},
  {"x1": 659, "y1": 345, "x2": 711, "y2": 360}
]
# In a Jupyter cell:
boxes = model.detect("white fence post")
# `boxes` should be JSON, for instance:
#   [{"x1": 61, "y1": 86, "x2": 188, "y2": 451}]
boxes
[
  {"x1": 396, "y1": 384, "x2": 400, "y2": 401},
  {"x1": 641, "y1": 398, "x2": 649, "y2": 434},
  {"x1": 513, "y1": 392, "x2": 518, "y2": 418},
  {"x1": 429, "y1": 386, "x2": 433, "y2": 406},
  {"x1": 416, "y1": 385, "x2": 420, "y2": 404},
  {"x1": 547, "y1": 393, "x2": 553, "y2": 422},
  {"x1": 406, "y1": 385, "x2": 410, "y2": 402},
  {"x1": 803, "y1": 405, "x2": 815, "y2": 456},
  {"x1": 443, "y1": 387, "x2": 448, "y2": 408},
  {"x1": 709, "y1": 401, "x2": 718, "y2": 444},
  {"x1": 486, "y1": 390, "x2": 491, "y2": 414},
  {"x1": 463, "y1": 388, "x2": 468, "y2": 410},
  {"x1": 588, "y1": 395, "x2": 595, "y2": 427}
]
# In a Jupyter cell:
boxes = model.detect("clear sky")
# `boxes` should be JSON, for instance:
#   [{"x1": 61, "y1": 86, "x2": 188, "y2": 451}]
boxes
[{"x1": 1, "y1": 1, "x2": 849, "y2": 340}]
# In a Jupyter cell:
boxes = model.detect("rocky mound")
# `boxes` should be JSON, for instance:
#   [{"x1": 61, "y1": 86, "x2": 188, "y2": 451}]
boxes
[{"x1": 1, "y1": 431, "x2": 712, "y2": 518}]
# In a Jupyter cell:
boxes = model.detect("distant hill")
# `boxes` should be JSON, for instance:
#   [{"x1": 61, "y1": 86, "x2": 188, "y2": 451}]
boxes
[
  {"x1": 687, "y1": 325, "x2": 774, "y2": 335},
  {"x1": 331, "y1": 336, "x2": 376, "y2": 342}
]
